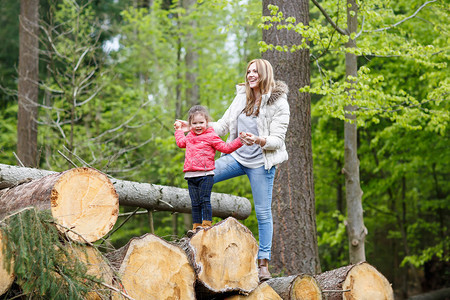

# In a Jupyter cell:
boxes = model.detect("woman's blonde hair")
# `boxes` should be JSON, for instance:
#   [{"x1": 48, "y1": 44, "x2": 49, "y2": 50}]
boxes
[
  {"x1": 187, "y1": 105, "x2": 212, "y2": 126},
  {"x1": 242, "y1": 59, "x2": 275, "y2": 116}
]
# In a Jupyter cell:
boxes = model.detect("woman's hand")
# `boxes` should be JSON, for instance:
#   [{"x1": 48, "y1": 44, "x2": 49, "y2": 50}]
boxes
[
  {"x1": 240, "y1": 132, "x2": 265, "y2": 146},
  {"x1": 174, "y1": 120, "x2": 189, "y2": 132},
  {"x1": 239, "y1": 132, "x2": 253, "y2": 145}
]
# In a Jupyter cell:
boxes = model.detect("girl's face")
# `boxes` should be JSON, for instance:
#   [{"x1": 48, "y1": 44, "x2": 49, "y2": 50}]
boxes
[
  {"x1": 190, "y1": 113, "x2": 207, "y2": 135},
  {"x1": 247, "y1": 62, "x2": 260, "y2": 92}
]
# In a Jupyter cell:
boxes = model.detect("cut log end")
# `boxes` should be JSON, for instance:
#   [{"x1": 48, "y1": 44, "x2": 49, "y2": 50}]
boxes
[
  {"x1": 267, "y1": 274, "x2": 322, "y2": 300},
  {"x1": 189, "y1": 217, "x2": 259, "y2": 293},
  {"x1": 0, "y1": 232, "x2": 14, "y2": 296},
  {"x1": 342, "y1": 262, "x2": 394, "y2": 299},
  {"x1": 51, "y1": 168, "x2": 119, "y2": 243},
  {"x1": 316, "y1": 262, "x2": 394, "y2": 300},
  {"x1": 111, "y1": 234, "x2": 196, "y2": 300},
  {"x1": 292, "y1": 275, "x2": 322, "y2": 300},
  {"x1": 64, "y1": 245, "x2": 115, "y2": 300}
]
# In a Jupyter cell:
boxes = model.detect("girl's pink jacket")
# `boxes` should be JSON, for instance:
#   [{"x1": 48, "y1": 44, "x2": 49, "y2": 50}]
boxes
[{"x1": 175, "y1": 127, "x2": 243, "y2": 172}]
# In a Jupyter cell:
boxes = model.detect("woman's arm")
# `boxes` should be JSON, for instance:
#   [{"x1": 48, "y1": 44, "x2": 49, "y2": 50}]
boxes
[
  {"x1": 262, "y1": 96, "x2": 290, "y2": 150},
  {"x1": 210, "y1": 133, "x2": 243, "y2": 154}
]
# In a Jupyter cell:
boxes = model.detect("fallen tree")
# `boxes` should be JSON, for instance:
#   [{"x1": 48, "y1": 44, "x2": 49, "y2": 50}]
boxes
[
  {"x1": 179, "y1": 217, "x2": 259, "y2": 298},
  {"x1": 0, "y1": 167, "x2": 118, "y2": 243},
  {"x1": 225, "y1": 282, "x2": 282, "y2": 299},
  {"x1": 266, "y1": 274, "x2": 322, "y2": 300},
  {"x1": 0, "y1": 163, "x2": 251, "y2": 220},
  {"x1": 314, "y1": 261, "x2": 394, "y2": 299},
  {"x1": 106, "y1": 233, "x2": 196, "y2": 300},
  {"x1": 0, "y1": 231, "x2": 14, "y2": 296}
]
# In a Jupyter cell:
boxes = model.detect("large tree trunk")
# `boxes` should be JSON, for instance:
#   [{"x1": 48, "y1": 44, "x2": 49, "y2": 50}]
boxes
[
  {"x1": 225, "y1": 282, "x2": 282, "y2": 300},
  {"x1": 0, "y1": 163, "x2": 251, "y2": 219},
  {"x1": 266, "y1": 274, "x2": 322, "y2": 300},
  {"x1": 179, "y1": 217, "x2": 259, "y2": 298},
  {"x1": 0, "y1": 167, "x2": 119, "y2": 243},
  {"x1": 182, "y1": 0, "x2": 199, "y2": 108},
  {"x1": 344, "y1": 0, "x2": 366, "y2": 263},
  {"x1": 106, "y1": 233, "x2": 196, "y2": 300},
  {"x1": 262, "y1": 0, "x2": 320, "y2": 275},
  {"x1": 315, "y1": 262, "x2": 394, "y2": 300},
  {"x1": 17, "y1": 0, "x2": 39, "y2": 167}
]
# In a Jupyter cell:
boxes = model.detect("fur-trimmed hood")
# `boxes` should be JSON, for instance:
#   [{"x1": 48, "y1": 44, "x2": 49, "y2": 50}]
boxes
[{"x1": 267, "y1": 81, "x2": 289, "y2": 105}]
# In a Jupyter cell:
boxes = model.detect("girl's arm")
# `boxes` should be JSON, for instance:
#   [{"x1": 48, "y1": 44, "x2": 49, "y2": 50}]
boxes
[
  {"x1": 210, "y1": 132, "x2": 243, "y2": 154},
  {"x1": 174, "y1": 130, "x2": 187, "y2": 148}
]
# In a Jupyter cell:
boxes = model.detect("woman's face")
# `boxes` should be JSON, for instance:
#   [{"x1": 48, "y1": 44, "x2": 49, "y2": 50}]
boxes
[
  {"x1": 190, "y1": 113, "x2": 207, "y2": 135},
  {"x1": 247, "y1": 62, "x2": 260, "y2": 91}
]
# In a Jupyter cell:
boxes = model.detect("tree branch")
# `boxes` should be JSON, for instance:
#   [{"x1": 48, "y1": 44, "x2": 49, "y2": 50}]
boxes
[
  {"x1": 364, "y1": 0, "x2": 437, "y2": 33},
  {"x1": 311, "y1": 0, "x2": 348, "y2": 36}
]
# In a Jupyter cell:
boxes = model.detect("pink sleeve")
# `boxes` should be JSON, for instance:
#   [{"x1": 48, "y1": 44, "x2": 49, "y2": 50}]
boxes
[
  {"x1": 210, "y1": 133, "x2": 243, "y2": 154},
  {"x1": 175, "y1": 130, "x2": 187, "y2": 148}
]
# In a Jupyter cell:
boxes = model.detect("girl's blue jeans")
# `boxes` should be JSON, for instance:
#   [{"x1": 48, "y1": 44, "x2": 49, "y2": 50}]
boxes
[
  {"x1": 214, "y1": 154, "x2": 276, "y2": 260},
  {"x1": 187, "y1": 175, "x2": 214, "y2": 224}
]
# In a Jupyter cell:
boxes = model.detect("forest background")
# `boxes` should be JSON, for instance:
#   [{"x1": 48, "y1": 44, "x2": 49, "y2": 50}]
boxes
[{"x1": 0, "y1": 0, "x2": 448, "y2": 299}]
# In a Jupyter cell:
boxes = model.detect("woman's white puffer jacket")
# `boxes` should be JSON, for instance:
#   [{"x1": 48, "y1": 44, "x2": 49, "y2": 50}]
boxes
[{"x1": 212, "y1": 81, "x2": 290, "y2": 170}]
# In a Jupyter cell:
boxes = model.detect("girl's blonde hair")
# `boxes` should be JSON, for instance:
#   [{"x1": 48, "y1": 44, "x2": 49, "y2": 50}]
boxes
[
  {"x1": 187, "y1": 105, "x2": 212, "y2": 126},
  {"x1": 242, "y1": 59, "x2": 275, "y2": 116}
]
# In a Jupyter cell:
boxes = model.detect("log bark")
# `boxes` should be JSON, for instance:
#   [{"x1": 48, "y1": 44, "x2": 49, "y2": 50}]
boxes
[
  {"x1": 0, "y1": 231, "x2": 14, "y2": 296},
  {"x1": 106, "y1": 233, "x2": 196, "y2": 300},
  {"x1": 0, "y1": 167, "x2": 119, "y2": 243},
  {"x1": 314, "y1": 262, "x2": 394, "y2": 300},
  {"x1": 0, "y1": 163, "x2": 251, "y2": 220},
  {"x1": 179, "y1": 217, "x2": 259, "y2": 298},
  {"x1": 266, "y1": 274, "x2": 322, "y2": 300},
  {"x1": 225, "y1": 282, "x2": 282, "y2": 300}
]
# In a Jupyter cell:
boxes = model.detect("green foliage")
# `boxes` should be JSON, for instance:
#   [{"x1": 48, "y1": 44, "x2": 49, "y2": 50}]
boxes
[
  {"x1": 1, "y1": 209, "x2": 107, "y2": 299},
  {"x1": 261, "y1": 1, "x2": 449, "y2": 287}
]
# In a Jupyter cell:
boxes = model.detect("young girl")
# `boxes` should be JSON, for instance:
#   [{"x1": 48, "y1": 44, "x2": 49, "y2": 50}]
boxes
[{"x1": 174, "y1": 105, "x2": 243, "y2": 230}]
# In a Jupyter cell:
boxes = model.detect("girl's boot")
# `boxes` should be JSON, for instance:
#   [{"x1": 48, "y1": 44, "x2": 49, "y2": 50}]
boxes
[
  {"x1": 201, "y1": 220, "x2": 212, "y2": 228},
  {"x1": 187, "y1": 223, "x2": 203, "y2": 238}
]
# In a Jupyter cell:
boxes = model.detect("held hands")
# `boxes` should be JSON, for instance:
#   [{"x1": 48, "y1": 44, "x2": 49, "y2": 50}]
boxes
[{"x1": 239, "y1": 132, "x2": 264, "y2": 146}]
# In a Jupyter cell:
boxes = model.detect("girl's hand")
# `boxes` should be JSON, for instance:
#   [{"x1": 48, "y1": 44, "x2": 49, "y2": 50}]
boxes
[
  {"x1": 174, "y1": 121, "x2": 182, "y2": 130},
  {"x1": 174, "y1": 120, "x2": 189, "y2": 132}
]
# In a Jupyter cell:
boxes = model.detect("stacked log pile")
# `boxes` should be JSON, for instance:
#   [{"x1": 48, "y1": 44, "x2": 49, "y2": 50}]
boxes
[{"x1": 0, "y1": 165, "x2": 395, "y2": 299}]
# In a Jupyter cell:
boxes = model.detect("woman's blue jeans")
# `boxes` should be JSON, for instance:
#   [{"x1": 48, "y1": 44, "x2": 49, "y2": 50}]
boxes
[{"x1": 214, "y1": 154, "x2": 276, "y2": 260}]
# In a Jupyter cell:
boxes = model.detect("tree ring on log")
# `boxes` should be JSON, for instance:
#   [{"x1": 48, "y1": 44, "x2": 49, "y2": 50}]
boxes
[
  {"x1": 342, "y1": 262, "x2": 393, "y2": 299},
  {"x1": 50, "y1": 168, "x2": 119, "y2": 243}
]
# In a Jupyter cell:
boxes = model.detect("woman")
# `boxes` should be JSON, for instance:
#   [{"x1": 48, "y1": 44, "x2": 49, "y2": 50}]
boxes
[{"x1": 177, "y1": 59, "x2": 289, "y2": 281}]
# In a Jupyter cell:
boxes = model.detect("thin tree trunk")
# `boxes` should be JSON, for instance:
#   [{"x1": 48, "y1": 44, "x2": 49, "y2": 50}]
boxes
[
  {"x1": 182, "y1": 0, "x2": 199, "y2": 107},
  {"x1": 17, "y1": 0, "x2": 39, "y2": 167},
  {"x1": 262, "y1": 0, "x2": 320, "y2": 275},
  {"x1": 343, "y1": 0, "x2": 366, "y2": 264}
]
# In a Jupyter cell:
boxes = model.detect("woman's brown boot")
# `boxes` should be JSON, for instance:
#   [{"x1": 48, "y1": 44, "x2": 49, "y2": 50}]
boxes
[{"x1": 258, "y1": 259, "x2": 272, "y2": 282}]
